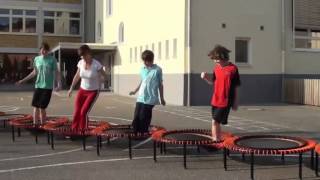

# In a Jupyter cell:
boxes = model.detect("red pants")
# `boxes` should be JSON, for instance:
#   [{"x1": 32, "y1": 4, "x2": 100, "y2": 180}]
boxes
[{"x1": 72, "y1": 88, "x2": 98, "y2": 131}]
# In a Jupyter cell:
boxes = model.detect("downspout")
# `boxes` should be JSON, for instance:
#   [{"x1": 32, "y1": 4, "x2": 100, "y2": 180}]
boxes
[
  {"x1": 186, "y1": 0, "x2": 191, "y2": 106},
  {"x1": 281, "y1": 0, "x2": 286, "y2": 102}
]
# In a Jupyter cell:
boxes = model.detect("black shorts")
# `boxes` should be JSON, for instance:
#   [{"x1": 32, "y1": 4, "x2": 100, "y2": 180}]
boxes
[
  {"x1": 211, "y1": 106, "x2": 231, "y2": 125},
  {"x1": 31, "y1": 88, "x2": 53, "y2": 109}
]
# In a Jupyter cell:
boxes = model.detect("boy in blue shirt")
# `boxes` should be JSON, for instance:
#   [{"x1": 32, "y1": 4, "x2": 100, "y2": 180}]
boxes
[{"x1": 130, "y1": 50, "x2": 165, "y2": 133}]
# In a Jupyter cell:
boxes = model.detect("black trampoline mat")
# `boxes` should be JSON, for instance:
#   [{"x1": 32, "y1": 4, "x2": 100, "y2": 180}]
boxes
[
  {"x1": 164, "y1": 133, "x2": 212, "y2": 142},
  {"x1": 0, "y1": 114, "x2": 25, "y2": 121},
  {"x1": 236, "y1": 137, "x2": 306, "y2": 150}
]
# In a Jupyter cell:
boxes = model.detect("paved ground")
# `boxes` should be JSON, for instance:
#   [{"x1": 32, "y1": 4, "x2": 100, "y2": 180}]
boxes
[{"x1": 0, "y1": 91, "x2": 319, "y2": 180}]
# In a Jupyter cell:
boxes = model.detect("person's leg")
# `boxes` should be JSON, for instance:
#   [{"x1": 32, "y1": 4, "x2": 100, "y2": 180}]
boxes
[
  {"x1": 132, "y1": 103, "x2": 142, "y2": 133},
  {"x1": 39, "y1": 109, "x2": 47, "y2": 124},
  {"x1": 72, "y1": 89, "x2": 86, "y2": 131},
  {"x1": 212, "y1": 120, "x2": 221, "y2": 141},
  {"x1": 33, "y1": 108, "x2": 40, "y2": 124},
  {"x1": 79, "y1": 90, "x2": 98, "y2": 130},
  {"x1": 141, "y1": 104, "x2": 154, "y2": 133}
]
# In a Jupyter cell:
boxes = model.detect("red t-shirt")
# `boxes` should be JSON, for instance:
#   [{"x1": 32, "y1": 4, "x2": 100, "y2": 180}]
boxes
[{"x1": 211, "y1": 63, "x2": 241, "y2": 108}]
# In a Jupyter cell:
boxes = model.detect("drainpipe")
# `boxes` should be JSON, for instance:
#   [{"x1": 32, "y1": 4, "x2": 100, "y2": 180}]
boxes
[
  {"x1": 281, "y1": 0, "x2": 286, "y2": 102},
  {"x1": 186, "y1": 0, "x2": 191, "y2": 106}
]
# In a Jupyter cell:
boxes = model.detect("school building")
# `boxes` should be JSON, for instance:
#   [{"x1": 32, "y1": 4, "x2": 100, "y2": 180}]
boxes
[{"x1": 1, "y1": 0, "x2": 320, "y2": 106}]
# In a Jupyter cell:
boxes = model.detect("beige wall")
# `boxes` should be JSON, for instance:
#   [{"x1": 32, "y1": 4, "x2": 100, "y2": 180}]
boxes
[
  {"x1": 102, "y1": 0, "x2": 187, "y2": 75},
  {"x1": 190, "y1": 0, "x2": 283, "y2": 75},
  {"x1": 284, "y1": 0, "x2": 320, "y2": 74},
  {"x1": 0, "y1": 35, "x2": 38, "y2": 48}
]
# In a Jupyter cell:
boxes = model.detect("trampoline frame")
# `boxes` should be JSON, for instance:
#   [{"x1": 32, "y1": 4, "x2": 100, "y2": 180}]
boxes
[
  {"x1": 315, "y1": 144, "x2": 320, "y2": 177},
  {"x1": 43, "y1": 120, "x2": 110, "y2": 150},
  {"x1": 95, "y1": 124, "x2": 164, "y2": 159},
  {"x1": 152, "y1": 129, "x2": 232, "y2": 169},
  {"x1": 223, "y1": 135, "x2": 316, "y2": 180},
  {"x1": 0, "y1": 113, "x2": 25, "y2": 129}
]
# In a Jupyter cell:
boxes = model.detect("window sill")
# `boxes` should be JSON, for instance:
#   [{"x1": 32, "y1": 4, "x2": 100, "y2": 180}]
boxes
[
  {"x1": 292, "y1": 48, "x2": 320, "y2": 53},
  {"x1": 0, "y1": 32, "x2": 37, "y2": 36},
  {"x1": 236, "y1": 63, "x2": 252, "y2": 68},
  {"x1": 43, "y1": 34, "x2": 81, "y2": 37}
]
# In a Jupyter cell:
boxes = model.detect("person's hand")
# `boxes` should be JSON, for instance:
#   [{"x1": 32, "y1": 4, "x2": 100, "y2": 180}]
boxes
[
  {"x1": 129, "y1": 91, "x2": 136, "y2": 96},
  {"x1": 15, "y1": 80, "x2": 23, "y2": 86},
  {"x1": 161, "y1": 98, "x2": 166, "y2": 106},
  {"x1": 67, "y1": 89, "x2": 73, "y2": 98},
  {"x1": 201, "y1": 72, "x2": 207, "y2": 79}
]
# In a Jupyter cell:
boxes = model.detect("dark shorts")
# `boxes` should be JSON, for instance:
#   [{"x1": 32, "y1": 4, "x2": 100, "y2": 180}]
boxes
[
  {"x1": 32, "y1": 88, "x2": 53, "y2": 109},
  {"x1": 211, "y1": 106, "x2": 231, "y2": 125}
]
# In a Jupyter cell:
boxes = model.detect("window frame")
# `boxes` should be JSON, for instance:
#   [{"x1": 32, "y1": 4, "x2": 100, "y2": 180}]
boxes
[{"x1": 235, "y1": 37, "x2": 251, "y2": 65}]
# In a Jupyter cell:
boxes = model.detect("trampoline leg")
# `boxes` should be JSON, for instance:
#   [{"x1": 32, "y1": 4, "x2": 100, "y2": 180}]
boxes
[
  {"x1": 47, "y1": 132, "x2": 50, "y2": 145},
  {"x1": 107, "y1": 137, "x2": 110, "y2": 145},
  {"x1": 163, "y1": 143, "x2": 167, "y2": 154},
  {"x1": 223, "y1": 148, "x2": 227, "y2": 171},
  {"x1": 82, "y1": 136, "x2": 86, "y2": 151},
  {"x1": 242, "y1": 153, "x2": 245, "y2": 161},
  {"x1": 128, "y1": 136, "x2": 132, "y2": 159},
  {"x1": 51, "y1": 132, "x2": 54, "y2": 150},
  {"x1": 17, "y1": 128, "x2": 21, "y2": 137},
  {"x1": 35, "y1": 134, "x2": 38, "y2": 144},
  {"x1": 316, "y1": 153, "x2": 319, "y2": 177},
  {"x1": 183, "y1": 144, "x2": 187, "y2": 169},
  {"x1": 197, "y1": 145, "x2": 200, "y2": 153},
  {"x1": 250, "y1": 153, "x2": 254, "y2": 180},
  {"x1": 11, "y1": 126, "x2": 15, "y2": 142},
  {"x1": 311, "y1": 150, "x2": 314, "y2": 169},
  {"x1": 99, "y1": 136, "x2": 103, "y2": 149},
  {"x1": 227, "y1": 149, "x2": 230, "y2": 157},
  {"x1": 299, "y1": 153, "x2": 303, "y2": 179},
  {"x1": 96, "y1": 136, "x2": 100, "y2": 156},
  {"x1": 3, "y1": 120, "x2": 6, "y2": 128},
  {"x1": 153, "y1": 141, "x2": 157, "y2": 162},
  {"x1": 281, "y1": 153, "x2": 285, "y2": 163}
]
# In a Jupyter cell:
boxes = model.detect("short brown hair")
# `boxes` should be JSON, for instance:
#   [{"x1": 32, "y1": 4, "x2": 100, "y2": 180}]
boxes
[
  {"x1": 141, "y1": 50, "x2": 154, "y2": 62},
  {"x1": 79, "y1": 45, "x2": 91, "y2": 56},
  {"x1": 208, "y1": 45, "x2": 231, "y2": 61},
  {"x1": 40, "y1": 42, "x2": 50, "y2": 51}
]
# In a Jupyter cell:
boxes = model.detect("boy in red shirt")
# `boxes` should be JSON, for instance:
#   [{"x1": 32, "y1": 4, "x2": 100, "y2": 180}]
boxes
[{"x1": 201, "y1": 45, "x2": 241, "y2": 141}]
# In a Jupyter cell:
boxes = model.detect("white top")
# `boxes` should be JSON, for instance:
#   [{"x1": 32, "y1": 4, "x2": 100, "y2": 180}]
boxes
[{"x1": 77, "y1": 59, "x2": 103, "y2": 90}]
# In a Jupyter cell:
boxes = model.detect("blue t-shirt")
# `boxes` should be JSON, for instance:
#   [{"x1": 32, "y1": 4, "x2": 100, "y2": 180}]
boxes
[{"x1": 137, "y1": 64, "x2": 163, "y2": 105}]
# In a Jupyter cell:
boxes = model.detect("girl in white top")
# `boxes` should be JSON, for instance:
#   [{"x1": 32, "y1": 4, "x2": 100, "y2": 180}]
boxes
[{"x1": 68, "y1": 45, "x2": 108, "y2": 131}]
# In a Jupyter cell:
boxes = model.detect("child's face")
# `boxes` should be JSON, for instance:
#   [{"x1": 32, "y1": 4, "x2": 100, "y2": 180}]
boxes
[
  {"x1": 40, "y1": 48, "x2": 49, "y2": 56},
  {"x1": 143, "y1": 60, "x2": 153, "y2": 67}
]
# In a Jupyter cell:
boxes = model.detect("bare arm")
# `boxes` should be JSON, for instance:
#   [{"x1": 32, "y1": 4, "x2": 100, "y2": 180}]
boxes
[
  {"x1": 17, "y1": 69, "x2": 37, "y2": 84},
  {"x1": 201, "y1": 72, "x2": 213, "y2": 85},
  {"x1": 159, "y1": 82, "x2": 166, "y2": 105},
  {"x1": 68, "y1": 68, "x2": 80, "y2": 97},
  {"x1": 129, "y1": 81, "x2": 141, "y2": 95}
]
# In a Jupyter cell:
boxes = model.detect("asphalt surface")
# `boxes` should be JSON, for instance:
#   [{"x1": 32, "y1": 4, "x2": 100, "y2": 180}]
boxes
[{"x1": 0, "y1": 91, "x2": 319, "y2": 180}]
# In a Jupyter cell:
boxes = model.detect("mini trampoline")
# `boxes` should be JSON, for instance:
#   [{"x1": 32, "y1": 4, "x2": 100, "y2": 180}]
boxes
[
  {"x1": 224, "y1": 135, "x2": 316, "y2": 180},
  {"x1": 95, "y1": 124, "x2": 164, "y2": 159},
  {"x1": 0, "y1": 112, "x2": 28, "y2": 128},
  {"x1": 152, "y1": 129, "x2": 233, "y2": 168},
  {"x1": 43, "y1": 119, "x2": 110, "y2": 150},
  {"x1": 315, "y1": 144, "x2": 320, "y2": 177}
]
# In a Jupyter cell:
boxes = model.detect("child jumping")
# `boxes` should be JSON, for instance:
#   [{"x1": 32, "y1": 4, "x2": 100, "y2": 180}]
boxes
[
  {"x1": 17, "y1": 42, "x2": 61, "y2": 124},
  {"x1": 201, "y1": 45, "x2": 241, "y2": 141},
  {"x1": 129, "y1": 50, "x2": 165, "y2": 133}
]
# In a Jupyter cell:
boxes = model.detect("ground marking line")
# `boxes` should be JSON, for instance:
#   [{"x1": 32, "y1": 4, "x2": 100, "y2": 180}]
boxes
[{"x1": 122, "y1": 137, "x2": 152, "y2": 151}]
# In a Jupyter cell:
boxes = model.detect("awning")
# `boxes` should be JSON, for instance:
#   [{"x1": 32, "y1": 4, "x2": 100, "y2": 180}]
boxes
[{"x1": 51, "y1": 42, "x2": 117, "y2": 52}]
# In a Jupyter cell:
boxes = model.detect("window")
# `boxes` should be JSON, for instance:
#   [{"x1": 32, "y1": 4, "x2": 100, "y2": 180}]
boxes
[
  {"x1": 134, "y1": 47, "x2": 138, "y2": 62},
  {"x1": 0, "y1": 9, "x2": 37, "y2": 33},
  {"x1": 158, "y1": 42, "x2": 162, "y2": 60},
  {"x1": 145, "y1": 45, "x2": 148, "y2": 50},
  {"x1": 107, "y1": 0, "x2": 113, "y2": 16},
  {"x1": 235, "y1": 38, "x2": 250, "y2": 64},
  {"x1": 98, "y1": 21, "x2": 102, "y2": 38},
  {"x1": 172, "y1": 38, "x2": 177, "y2": 58},
  {"x1": 165, "y1": 40, "x2": 169, "y2": 59},
  {"x1": 118, "y1": 22, "x2": 124, "y2": 43},
  {"x1": 44, "y1": 11, "x2": 80, "y2": 35},
  {"x1": 139, "y1": 46, "x2": 143, "y2": 57},
  {"x1": 151, "y1": 43, "x2": 155, "y2": 52},
  {"x1": 294, "y1": 0, "x2": 320, "y2": 49},
  {"x1": 130, "y1": 48, "x2": 132, "y2": 63}
]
